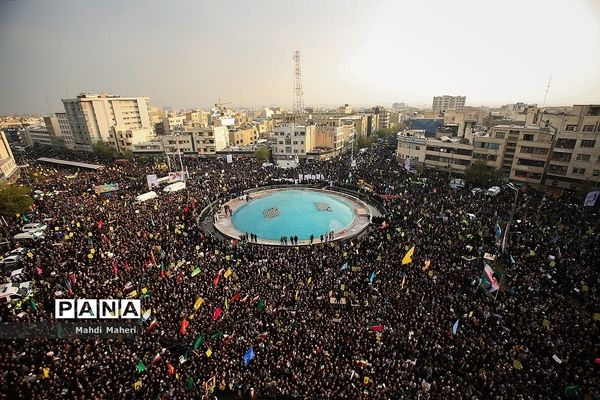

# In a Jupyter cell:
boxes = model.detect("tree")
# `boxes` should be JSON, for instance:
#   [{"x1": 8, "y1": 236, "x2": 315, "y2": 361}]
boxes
[
  {"x1": 92, "y1": 141, "x2": 118, "y2": 160},
  {"x1": 464, "y1": 161, "x2": 503, "y2": 188},
  {"x1": 255, "y1": 147, "x2": 269, "y2": 161},
  {"x1": 120, "y1": 149, "x2": 134, "y2": 161},
  {"x1": 0, "y1": 183, "x2": 33, "y2": 217},
  {"x1": 356, "y1": 135, "x2": 374, "y2": 149}
]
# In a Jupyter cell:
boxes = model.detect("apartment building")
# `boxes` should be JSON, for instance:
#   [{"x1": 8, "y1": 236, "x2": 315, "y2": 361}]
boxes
[
  {"x1": 272, "y1": 125, "x2": 316, "y2": 159},
  {"x1": 543, "y1": 105, "x2": 600, "y2": 190},
  {"x1": 185, "y1": 111, "x2": 210, "y2": 127},
  {"x1": 0, "y1": 131, "x2": 18, "y2": 183},
  {"x1": 396, "y1": 130, "x2": 427, "y2": 165},
  {"x1": 107, "y1": 128, "x2": 155, "y2": 154},
  {"x1": 229, "y1": 127, "x2": 259, "y2": 146},
  {"x1": 181, "y1": 124, "x2": 230, "y2": 154},
  {"x1": 162, "y1": 114, "x2": 187, "y2": 134},
  {"x1": 432, "y1": 95, "x2": 466, "y2": 113},
  {"x1": 62, "y1": 93, "x2": 151, "y2": 151},
  {"x1": 43, "y1": 113, "x2": 75, "y2": 149},
  {"x1": 24, "y1": 126, "x2": 52, "y2": 147},
  {"x1": 424, "y1": 137, "x2": 473, "y2": 174}
]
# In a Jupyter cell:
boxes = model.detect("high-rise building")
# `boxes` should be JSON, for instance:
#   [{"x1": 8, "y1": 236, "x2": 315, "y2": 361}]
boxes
[
  {"x1": 432, "y1": 95, "x2": 466, "y2": 113},
  {"x1": 272, "y1": 125, "x2": 316, "y2": 159},
  {"x1": 62, "y1": 93, "x2": 151, "y2": 151}
]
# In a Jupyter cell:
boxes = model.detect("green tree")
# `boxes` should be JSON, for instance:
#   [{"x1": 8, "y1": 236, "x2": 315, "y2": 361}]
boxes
[
  {"x1": 0, "y1": 183, "x2": 33, "y2": 217},
  {"x1": 255, "y1": 147, "x2": 269, "y2": 161},
  {"x1": 464, "y1": 161, "x2": 503, "y2": 188},
  {"x1": 120, "y1": 149, "x2": 134, "y2": 161},
  {"x1": 356, "y1": 135, "x2": 374, "y2": 149},
  {"x1": 372, "y1": 127, "x2": 397, "y2": 139},
  {"x1": 92, "y1": 141, "x2": 118, "y2": 160}
]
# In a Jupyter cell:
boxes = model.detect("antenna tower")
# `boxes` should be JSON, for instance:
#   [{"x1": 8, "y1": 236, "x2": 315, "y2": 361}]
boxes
[
  {"x1": 293, "y1": 51, "x2": 304, "y2": 118},
  {"x1": 542, "y1": 75, "x2": 552, "y2": 108}
]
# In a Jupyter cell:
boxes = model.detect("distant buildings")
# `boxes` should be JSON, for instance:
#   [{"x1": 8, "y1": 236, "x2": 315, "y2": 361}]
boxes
[
  {"x1": 432, "y1": 95, "x2": 466, "y2": 113},
  {"x1": 397, "y1": 103, "x2": 600, "y2": 192}
]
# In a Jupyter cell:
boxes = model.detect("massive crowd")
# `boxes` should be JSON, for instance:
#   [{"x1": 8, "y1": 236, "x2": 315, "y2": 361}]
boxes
[{"x1": 0, "y1": 138, "x2": 599, "y2": 399}]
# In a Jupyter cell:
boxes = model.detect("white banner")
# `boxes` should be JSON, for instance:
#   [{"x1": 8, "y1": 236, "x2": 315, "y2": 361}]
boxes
[
  {"x1": 226, "y1": 154, "x2": 233, "y2": 164},
  {"x1": 584, "y1": 191, "x2": 600, "y2": 207}
]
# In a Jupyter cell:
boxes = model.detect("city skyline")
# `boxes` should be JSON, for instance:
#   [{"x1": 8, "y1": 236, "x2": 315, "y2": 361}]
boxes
[{"x1": 1, "y1": 0, "x2": 599, "y2": 115}]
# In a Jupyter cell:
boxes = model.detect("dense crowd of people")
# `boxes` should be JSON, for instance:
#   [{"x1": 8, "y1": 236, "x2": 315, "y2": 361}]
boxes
[{"x1": 0, "y1": 138, "x2": 599, "y2": 399}]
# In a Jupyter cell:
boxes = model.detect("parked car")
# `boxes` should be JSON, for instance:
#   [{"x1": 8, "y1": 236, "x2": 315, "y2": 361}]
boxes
[
  {"x1": 4, "y1": 248, "x2": 28, "y2": 258},
  {"x1": 9, "y1": 268, "x2": 24, "y2": 281},
  {"x1": 487, "y1": 186, "x2": 501, "y2": 196},
  {"x1": 21, "y1": 223, "x2": 48, "y2": 233},
  {"x1": 13, "y1": 231, "x2": 45, "y2": 241},
  {"x1": 0, "y1": 281, "x2": 32, "y2": 304},
  {"x1": 0, "y1": 255, "x2": 22, "y2": 269},
  {"x1": 471, "y1": 187, "x2": 483, "y2": 194}
]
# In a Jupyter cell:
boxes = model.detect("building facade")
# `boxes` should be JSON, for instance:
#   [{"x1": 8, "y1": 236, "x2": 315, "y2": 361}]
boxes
[
  {"x1": 62, "y1": 93, "x2": 151, "y2": 151},
  {"x1": 272, "y1": 125, "x2": 316, "y2": 158},
  {"x1": 0, "y1": 131, "x2": 18, "y2": 183},
  {"x1": 432, "y1": 95, "x2": 466, "y2": 113}
]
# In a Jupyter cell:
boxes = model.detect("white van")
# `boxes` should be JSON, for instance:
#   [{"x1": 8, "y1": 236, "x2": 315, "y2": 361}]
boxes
[
  {"x1": 135, "y1": 191, "x2": 158, "y2": 202},
  {"x1": 0, "y1": 281, "x2": 32, "y2": 304},
  {"x1": 163, "y1": 181, "x2": 186, "y2": 193}
]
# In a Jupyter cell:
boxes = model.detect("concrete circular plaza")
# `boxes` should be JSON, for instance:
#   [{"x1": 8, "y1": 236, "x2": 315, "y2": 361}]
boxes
[{"x1": 213, "y1": 187, "x2": 373, "y2": 245}]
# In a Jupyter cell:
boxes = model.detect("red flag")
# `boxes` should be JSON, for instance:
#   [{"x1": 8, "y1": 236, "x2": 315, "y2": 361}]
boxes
[
  {"x1": 212, "y1": 306, "x2": 222, "y2": 321},
  {"x1": 369, "y1": 324, "x2": 383, "y2": 332},
  {"x1": 176, "y1": 271, "x2": 184, "y2": 283},
  {"x1": 150, "y1": 251, "x2": 157, "y2": 268},
  {"x1": 97, "y1": 220, "x2": 104, "y2": 229},
  {"x1": 167, "y1": 363, "x2": 175, "y2": 376},
  {"x1": 144, "y1": 260, "x2": 149, "y2": 271},
  {"x1": 230, "y1": 293, "x2": 241, "y2": 303},
  {"x1": 112, "y1": 259, "x2": 118, "y2": 276},
  {"x1": 102, "y1": 234, "x2": 109, "y2": 244},
  {"x1": 124, "y1": 261, "x2": 131, "y2": 272},
  {"x1": 180, "y1": 317, "x2": 189, "y2": 335},
  {"x1": 212, "y1": 272, "x2": 221, "y2": 287},
  {"x1": 35, "y1": 266, "x2": 43, "y2": 275},
  {"x1": 69, "y1": 272, "x2": 77, "y2": 284}
]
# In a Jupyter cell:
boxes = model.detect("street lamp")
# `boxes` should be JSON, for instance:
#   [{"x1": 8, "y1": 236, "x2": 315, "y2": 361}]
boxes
[{"x1": 501, "y1": 182, "x2": 519, "y2": 253}]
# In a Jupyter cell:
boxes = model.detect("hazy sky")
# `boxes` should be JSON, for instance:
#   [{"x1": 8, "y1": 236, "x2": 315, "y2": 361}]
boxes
[{"x1": 1, "y1": 0, "x2": 599, "y2": 114}]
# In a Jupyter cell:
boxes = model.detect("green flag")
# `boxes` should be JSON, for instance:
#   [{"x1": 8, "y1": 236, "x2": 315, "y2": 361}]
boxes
[
  {"x1": 257, "y1": 299, "x2": 265, "y2": 312},
  {"x1": 136, "y1": 360, "x2": 146, "y2": 373},
  {"x1": 30, "y1": 298, "x2": 38, "y2": 312},
  {"x1": 186, "y1": 376, "x2": 195, "y2": 391},
  {"x1": 193, "y1": 335, "x2": 204, "y2": 349},
  {"x1": 140, "y1": 290, "x2": 153, "y2": 300},
  {"x1": 210, "y1": 331, "x2": 223, "y2": 340},
  {"x1": 191, "y1": 267, "x2": 201, "y2": 277},
  {"x1": 56, "y1": 324, "x2": 65, "y2": 340}
]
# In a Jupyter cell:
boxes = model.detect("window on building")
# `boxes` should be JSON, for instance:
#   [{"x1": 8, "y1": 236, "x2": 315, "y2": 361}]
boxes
[
  {"x1": 520, "y1": 146, "x2": 549, "y2": 155},
  {"x1": 582, "y1": 125, "x2": 594, "y2": 132},
  {"x1": 495, "y1": 132, "x2": 505, "y2": 139},
  {"x1": 565, "y1": 125, "x2": 577, "y2": 131},
  {"x1": 556, "y1": 138, "x2": 577, "y2": 149},
  {"x1": 593, "y1": 170, "x2": 600, "y2": 177},
  {"x1": 293, "y1": 141, "x2": 298, "y2": 145},
  {"x1": 475, "y1": 142, "x2": 500, "y2": 150},
  {"x1": 572, "y1": 167, "x2": 586, "y2": 175},
  {"x1": 517, "y1": 158, "x2": 545, "y2": 168},
  {"x1": 514, "y1": 170, "x2": 542, "y2": 179},
  {"x1": 549, "y1": 164, "x2": 568, "y2": 176},
  {"x1": 576, "y1": 154, "x2": 591, "y2": 161},
  {"x1": 522, "y1": 134, "x2": 534, "y2": 141},
  {"x1": 551, "y1": 152, "x2": 572, "y2": 162},
  {"x1": 580, "y1": 139, "x2": 596, "y2": 148}
]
